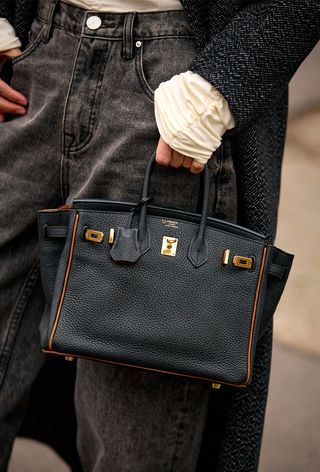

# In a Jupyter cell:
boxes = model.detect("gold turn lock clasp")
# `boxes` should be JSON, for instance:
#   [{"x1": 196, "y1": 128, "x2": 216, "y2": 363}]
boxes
[
  {"x1": 233, "y1": 255, "x2": 253, "y2": 270},
  {"x1": 65, "y1": 356, "x2": 75, "y2": 361},
  {"x1": 161, "y1": 236, "x2": 178, "y2": 256},
  {"x1": 84, "y1": 229, "x2": 104, "y2": 243}
]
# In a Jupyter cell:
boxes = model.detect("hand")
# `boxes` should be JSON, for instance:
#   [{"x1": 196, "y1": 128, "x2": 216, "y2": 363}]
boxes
[
  {"x1": 0, "y1": 48, "x2": 28, "y2": 122},
  {"x1": 156, "y1": 137, "x2": 205, "y2": 174}
]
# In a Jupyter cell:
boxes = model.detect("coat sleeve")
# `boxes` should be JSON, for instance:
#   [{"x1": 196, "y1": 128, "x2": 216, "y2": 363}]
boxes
[
  {"x1": 188, "y1": 0, "x2": 320, "y2": 131},
  {"x1": 0, "y1": 1, "x2": 11, "y2": 22}
]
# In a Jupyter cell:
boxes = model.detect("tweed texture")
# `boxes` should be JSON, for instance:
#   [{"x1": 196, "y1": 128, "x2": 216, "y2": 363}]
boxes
[
  {"x1": 0, "y1": 0, "x2": 37, "y2": 47},
  {"x1": 1, "y1": 1, "x2": 320, "y2": 471}
]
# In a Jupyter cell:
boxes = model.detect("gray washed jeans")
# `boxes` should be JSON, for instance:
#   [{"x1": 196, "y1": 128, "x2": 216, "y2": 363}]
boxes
[{"x1": 0, "y1": 1, "x2": 237, "y2": 470}]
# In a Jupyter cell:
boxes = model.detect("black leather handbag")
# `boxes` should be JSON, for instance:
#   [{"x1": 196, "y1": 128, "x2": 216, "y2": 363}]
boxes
[{"x1": 37, "y1": 151, "x2": 294, "y2": 388}]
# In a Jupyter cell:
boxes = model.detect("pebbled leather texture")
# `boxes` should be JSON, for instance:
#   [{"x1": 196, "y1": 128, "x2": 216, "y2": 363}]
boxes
[
  {"x1": 37, "y1": 210, "x2": 71, "y2": 307},
  {"x1": 37, "y1": 202, "x2": 294, "y2": 387},
  {"x1": 37, "y1": 209, "x2": 77, "y2": 347}
]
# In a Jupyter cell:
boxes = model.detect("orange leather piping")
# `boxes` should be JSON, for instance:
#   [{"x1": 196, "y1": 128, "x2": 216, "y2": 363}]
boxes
[
  {"x1": 39, "y1": 204, "x2": 73, "y2": 212},
  {"x1": 48, "y1": 212, "x2": 79, "y2": 351},
  {"x1": 46, "y1": 220, "x2": 268, "y2": 387},
  {"x1": 42, "y1": 348, "x2": 249, "y2": 388},
  {"x1": 244, "y1": 245, "x2": 268, "y2": 384}
]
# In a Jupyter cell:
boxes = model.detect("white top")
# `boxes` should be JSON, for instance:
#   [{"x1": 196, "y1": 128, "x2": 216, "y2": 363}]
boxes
[
  {"x1": 63, "y1": 0, "x2": 183, "y2": 11},
  {"x1": 154, "y1": 71, "x2": 235, "y2": 164},
  {"x1": 0, "y1": 1, "x2": 235, "y2": 164},
  {"x1": 0, "y1": 18, "x2": 22, "y2": 51}
]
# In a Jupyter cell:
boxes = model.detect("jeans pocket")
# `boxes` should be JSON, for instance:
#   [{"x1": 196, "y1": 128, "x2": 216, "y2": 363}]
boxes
[
  {"x1": 134, "y1": 35, "x2": 197, "y2": 103},
  {"x1": 11, "y1": 18, "x2": 47, "y2": 67}
]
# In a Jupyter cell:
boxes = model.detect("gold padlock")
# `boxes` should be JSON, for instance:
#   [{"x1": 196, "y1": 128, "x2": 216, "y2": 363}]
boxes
[{"x1": 161, "y1": 236, "x2": 178, "y2": 256}]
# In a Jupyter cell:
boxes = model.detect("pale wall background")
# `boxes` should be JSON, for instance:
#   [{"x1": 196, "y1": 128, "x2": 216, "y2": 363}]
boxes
[{"x1": 260, "y1": 41, "x2": 320, "y2": 472}]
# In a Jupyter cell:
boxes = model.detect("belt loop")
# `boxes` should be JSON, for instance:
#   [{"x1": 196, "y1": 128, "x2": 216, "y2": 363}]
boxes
[
  {"x1": 42, "y1": 0, "x2": 59, "y2": 43},
  {"x1": 122, "y1": 11, "x2": 137, "y2": 60}
]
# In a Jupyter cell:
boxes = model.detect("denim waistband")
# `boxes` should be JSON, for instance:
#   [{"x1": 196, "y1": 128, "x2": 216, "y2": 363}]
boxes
[{"x1": 36, "y1": 0, "x2": 194, "y2": 41}]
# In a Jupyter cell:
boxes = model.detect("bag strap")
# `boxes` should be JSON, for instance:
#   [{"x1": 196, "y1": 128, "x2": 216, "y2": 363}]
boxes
[{"x1": 45, "y1": 225, "x2": 68, "y2": 238}]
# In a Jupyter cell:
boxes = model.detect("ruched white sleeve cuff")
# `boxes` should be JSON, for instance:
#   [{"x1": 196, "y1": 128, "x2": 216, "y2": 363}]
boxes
[
  {"x1": 154, "y1": 70, "x2": 235, "y2": 165},
  {"x1": 0, "y1": 18, "x2": 22, "y2": 52}
]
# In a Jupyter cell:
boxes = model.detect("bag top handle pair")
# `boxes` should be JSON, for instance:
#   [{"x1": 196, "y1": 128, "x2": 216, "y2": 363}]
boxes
[{"x1": 132, "y1": 150, "x2": 210, "y2": 266}]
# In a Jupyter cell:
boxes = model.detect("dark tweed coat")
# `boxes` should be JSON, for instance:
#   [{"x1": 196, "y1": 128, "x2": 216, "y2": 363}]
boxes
[{"x1": 1, "y1": 1, "x2": 320, "y2": 471}]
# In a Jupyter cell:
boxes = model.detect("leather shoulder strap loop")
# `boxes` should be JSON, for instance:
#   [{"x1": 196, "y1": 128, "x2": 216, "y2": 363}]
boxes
[
  {"x1": 269, "y1": 262, "x2": 288, "y2": 280},
  {"x1": 45, "y1": 225, "x2": 68, "y2": 238}
]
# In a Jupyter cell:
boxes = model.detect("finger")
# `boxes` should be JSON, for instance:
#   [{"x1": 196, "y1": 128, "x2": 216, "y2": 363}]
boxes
[
  {"x1": 0, "y1": 78, "x2": 28, "y2": 106},
  {"x1": 0, "y1": 112, "x2": 5, "y2": 122},
  {"x1": 182, "y1": 156, "x2": 192, "y2": 168},
  {"x1": 156, "y1": 136, "x2": 172, "y2": 166},
  {"x1": 0, "y1": 95, "x2": 27, "y2": 115},
  {"x1": 170, "y1": 150, "x2": 184, "y2": 168},
  {"x1": 2, "y1": 48, "x2": 22, "y2": 59},
  {"x1": 190, "y1": 160, "x2": 205, "y2": 174}
]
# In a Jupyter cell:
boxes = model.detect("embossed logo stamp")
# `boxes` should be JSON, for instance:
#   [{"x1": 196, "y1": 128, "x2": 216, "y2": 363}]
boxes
[{"x1": 161, "y1": 219, "x2": 179, "y2": 229}]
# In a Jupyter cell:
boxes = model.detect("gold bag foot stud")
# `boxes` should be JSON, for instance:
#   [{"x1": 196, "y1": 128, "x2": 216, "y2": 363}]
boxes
[
  {"x1": 211, "y1": 383, "x2": 221, "y2": 389},
  {"x1": 65, "y1": 356, "x2": 75, "y2": 361}
]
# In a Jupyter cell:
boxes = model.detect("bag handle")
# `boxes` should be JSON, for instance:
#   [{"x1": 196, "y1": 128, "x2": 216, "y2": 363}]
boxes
[
  {"x1": 109, "y1": 150, "x2": 210, "y2": 266},
  {"x1": 139, "y1": 151, "x2": 209, "y2": 265}
]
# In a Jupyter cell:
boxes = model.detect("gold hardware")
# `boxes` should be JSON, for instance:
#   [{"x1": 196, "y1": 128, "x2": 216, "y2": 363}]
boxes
[
  {"x1": 161, "y1": 236, "x2": 178, "y2": 256},
  {"x1": 211, "y1": 383, "x2": 221, "y2": 389},
  {"x1": 108, "y1": 228, "x2": 115, "y2": 244},
  {"x1": 222, "y1": 249, "x2": 230, "y2": 265},
  {"x1": 233, "y1": 255, "x2": 253, "y2": 270},
  {"x1": 85, "y1": 229, "x2": 104, "y2": 243},
  {"x1": 65, "y1": 356, "x2": 74, "y2": 361}
]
